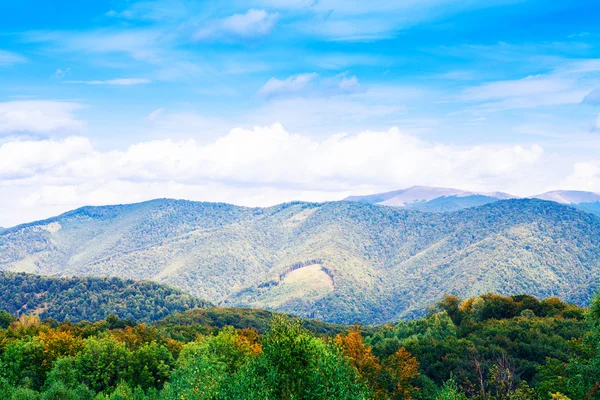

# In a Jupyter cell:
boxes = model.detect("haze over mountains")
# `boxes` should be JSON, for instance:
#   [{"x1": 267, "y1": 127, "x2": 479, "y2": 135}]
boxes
[{"x1": 2, "y1": 194, "x2": 600, "y2": 323}]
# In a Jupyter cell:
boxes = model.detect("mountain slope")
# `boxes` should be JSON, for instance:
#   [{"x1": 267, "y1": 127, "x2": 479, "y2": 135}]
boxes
[
  {"x1": 1, "y1": 198, "x2": 600, "y2": 323},
  {"x1": 344, "y1": 186, "x2": 517, "y2": 211},
  {"x1": 531, "y1": 190, "x2": 600, "y2": 216},
  {"x1": 532, "y1": 190, "x2": 600, "y2": 204},
  {"x1": 0, "y1": 271, "x2": 209, "y2": 322}
]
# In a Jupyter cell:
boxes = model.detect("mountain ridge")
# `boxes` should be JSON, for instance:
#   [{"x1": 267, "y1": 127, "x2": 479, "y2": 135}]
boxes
[
  {"x1": 345, "y1": 186, "x2": 600, "y2": 214},
  {"x1": 2, "y1": 197, "x2": 600, "y2": 323}
]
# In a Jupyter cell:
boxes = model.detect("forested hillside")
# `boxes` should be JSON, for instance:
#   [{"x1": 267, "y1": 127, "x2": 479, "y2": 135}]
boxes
[
  {"x1": 0, "y1": 272, "x2": 208, "y2": 322},
  {"x1": 2, "y1": 198, "x2": 600, "y2": 323},
  {"x1": 0, "y1": 292, "x2": 598, "y2": 399}
]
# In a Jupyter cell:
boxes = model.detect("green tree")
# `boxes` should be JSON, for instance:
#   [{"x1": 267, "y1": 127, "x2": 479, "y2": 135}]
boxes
[
  {"x1": 163, "y1": 326, "x2": 257, "y2": 399},
  {"x1": 0, "y1": 310, "x2": 16, "y2": 329},
  {"x1": 227, "y1": 316, "x2": 372, "y2": 400},
  {"x1": 74, "y1": 337, "x2": 131, "y2": 393},
  {"x1": 566, "y1": 291, "x2": 600, "y2": 399},
  {"x1": 435, "y1": 375, "x2": 467, "y2": 400},
  {"x1": 1, "y1": 337, "x2": 47, "y2": 390},
  {"x1": 127, "y1": 341, "x2": 174, "y2": 390}
]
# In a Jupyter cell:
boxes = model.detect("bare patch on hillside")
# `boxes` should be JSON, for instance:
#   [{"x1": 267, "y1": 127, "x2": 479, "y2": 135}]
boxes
[
  {"x1": 282, "y1": 208, "x2": 317, "y2": 228},
  {"x1": 9, "y1": 255, "x2": 42, "y2": 274},
  {"x1": 262, "y1": 264, "x2": 334, "y2": 307},
  {"x1": 40, "y1": 222, "x2": 61, "y2": 233}
]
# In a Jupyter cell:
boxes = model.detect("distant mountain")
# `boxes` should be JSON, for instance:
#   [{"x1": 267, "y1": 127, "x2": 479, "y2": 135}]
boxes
[
  {"x1": 2, "y1": 198, "x2": 600, "y2": 323},
  {"x1": 531, "y1": 190, "x2": 600, "y2": 204},
  {"x1": 531, "y1": 190, "x2": 600, "y2": 216},
  {"x1": 345, "y1": 186, "x2": 517, "y2": 212},
  {"x1": 0, "y1": 271, "x2": 209, "y2": 322}
]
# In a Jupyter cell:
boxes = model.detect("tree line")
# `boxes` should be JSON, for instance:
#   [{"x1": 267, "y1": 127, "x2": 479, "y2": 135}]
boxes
[{"x1": 0, "y1": 290, "x2": 598, "y2": 399}]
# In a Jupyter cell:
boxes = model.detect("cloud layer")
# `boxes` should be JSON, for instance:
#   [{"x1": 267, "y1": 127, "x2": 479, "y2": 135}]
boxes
[
  {"x1": 0, "y1": 101, "x2": 85, "y2": 135},
  {"x1": 0, "y1": 123, "x2": 548, "y2": 226}
]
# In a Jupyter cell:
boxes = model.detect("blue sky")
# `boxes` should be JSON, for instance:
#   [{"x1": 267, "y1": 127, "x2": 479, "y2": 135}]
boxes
[{"x1": 1, "y1": 0, "x2": 600, "y2": 226}]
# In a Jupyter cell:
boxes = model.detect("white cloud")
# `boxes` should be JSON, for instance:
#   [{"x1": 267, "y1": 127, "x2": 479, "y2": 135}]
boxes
[
  {"x1": 459, "y1": 59, "x2": 600, "y2": 112},
  {"x1": 564, "y1": 161, "x2": 600, "y2": 192},
  {"x1": 105, "y1": 0, "x2": 192, "y2": 21},
  {"x1": 65, "y1": 78, "x2": 151, "y2": 85},
  {"x1": 258, "y1": 72, "x2": 361, "y2": 98},
  {"x1": 0, "y1": 124, "x2": 547, "y2": 226},
  {"x1": 0, "y1": 50, "x2": 26, "y2": 66},
  {"x1": 0, "y1": 137, "x2": 92, "y2": 180},
  {"x1": 54, "y1": 68, "x2": 71, "y2": 80},
  {"x1": 462, "y1": 75, "x2": 573, "y2": 101},
  {"x1": 0, "y1": 101, "x2": 85, "y2": 135},
  {"x1": 257, "y1": 0, "x2": 522, "y2": 41},
  {"x1": 145, "y1": 108, "x2": 230, "y2": 139},
  {"x1": 195, "y1": 9, "x2": 279, "y2": 41},
  {"x1": 258, "y1": 73, "x2": 317, "y2": 97},
  {"x1": 25, "y1": 29, "x2": 170, "y2": 63},
  {"x1": 321, "y1": 72, "x2": 361, "y2": 94},
  {"x1": 246, "y1": 96, "x2": 401, "y2": 134}
]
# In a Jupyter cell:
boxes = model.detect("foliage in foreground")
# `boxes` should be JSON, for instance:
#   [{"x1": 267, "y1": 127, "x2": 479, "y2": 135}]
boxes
[{"x1": 0, "y1": 291, "x2": 599, "y2": 399}]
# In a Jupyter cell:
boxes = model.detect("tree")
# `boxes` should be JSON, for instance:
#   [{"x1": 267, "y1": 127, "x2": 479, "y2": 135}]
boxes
[
  {"x1": 162, "y1": 326, "x2": 259, "y2": 399},
  {"x1": 1, "y1": 337, "x2": 48, "y2": 390},
  {"x1": 566, "y1": 290, "x2": 600, "y2": 400},
  {"x1": 0, "y1": 310, "x2": 16, "y2": 329},
  {"x1": 225, "y1": 316, "x2": 372, "y2": 400},
  {"x1": 336, "y1": 326, "x2": 382, "y2": 391},
  {"x1": 435, "y1": 375, "x2": 467, "y2": 400},
  {"x1": 38, "y1": 329, "x2": 84, "y2": 367},
  {"x1": 383, "y1": 347, "x2": 420, "y2": 399},
  {"x1": 74, "y1": 337, "x2": 131, "y2": 393},
  {"x1": 437, "y1": 296, "x2": 466, "y2": 326},
  {"x1": 127, "y1": 342, "x2": 174, "y2": 390}
]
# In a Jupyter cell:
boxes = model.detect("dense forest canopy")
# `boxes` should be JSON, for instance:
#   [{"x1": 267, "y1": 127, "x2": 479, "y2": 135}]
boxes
[
  {"x1": 0, "y1": 291, "x2": 598, "y2": 399},
  {"x1": 0, "y1": 272, "x2": 209, "y2": 322}
]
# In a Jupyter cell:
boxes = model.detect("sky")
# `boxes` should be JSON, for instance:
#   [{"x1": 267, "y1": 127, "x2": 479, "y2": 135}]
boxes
[{"x1": 1, "y1": 0, "x2": 600, "y2": 226}]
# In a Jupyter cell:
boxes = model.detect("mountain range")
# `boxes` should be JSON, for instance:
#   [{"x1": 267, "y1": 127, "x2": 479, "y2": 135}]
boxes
[
  {"x1": 345, "y1": 186, "x2": 600, "y2": 214},
  {"x1": 2, "y1": 195, "x2": 600, "y2": 324}
]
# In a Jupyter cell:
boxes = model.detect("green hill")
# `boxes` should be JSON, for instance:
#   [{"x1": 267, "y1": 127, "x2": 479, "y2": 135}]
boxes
[
  {"x1": 154, "y1": 307, "x2": 345, "y2": 340},
  {"x1": 0, "y1": 271, "x2": 209, "y2": 322},
  {"x1": 1, "y1": 198, "x2": 600, "y2": 323}
]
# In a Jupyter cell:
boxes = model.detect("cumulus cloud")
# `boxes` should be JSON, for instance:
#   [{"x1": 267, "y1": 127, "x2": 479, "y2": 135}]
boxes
[
  {"x1": 0, "y1": 101, "x2": 85, "y2": 135},
  {"x1": 564, "y1": 161, "x2": 600, "y2": 193},
  {"x1": 0, "y1": 137, "x2": 92, "y2": 180},
  {"x1": 65, "y1": 78, "x2": 151, "y2": 85},
  {"x1": 195, "y1": 9, "x2": 279, "y2": 41},
  {"x1": 0, "y1": 123, "x2": 548, "y2": 226}
]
